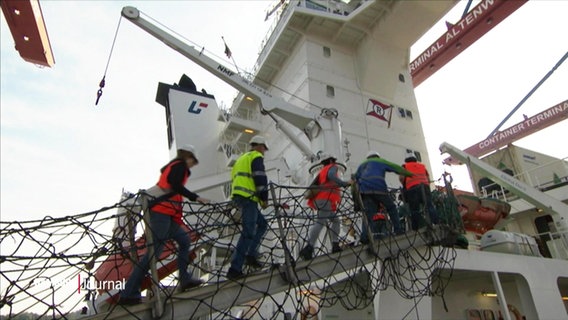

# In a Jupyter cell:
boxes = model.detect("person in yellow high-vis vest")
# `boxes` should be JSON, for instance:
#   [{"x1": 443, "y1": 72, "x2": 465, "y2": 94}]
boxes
[{"x1": 227, "y1": 135, "x2": 270, "y2": 280}]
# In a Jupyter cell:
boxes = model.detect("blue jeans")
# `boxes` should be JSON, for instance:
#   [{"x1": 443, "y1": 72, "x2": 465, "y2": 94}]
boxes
[
  {"x1": 360, "y1": 193, "x2": 402, "y2": 243},
  {"x1": 120, "y1": 211, "x2": 191, "y2": 299},
  {"x1": 230, "y1": 195, "x2": 268, "y2": 273},
  {"x1": 405, "y1": 184, "x2": 439, "y2": 230}
]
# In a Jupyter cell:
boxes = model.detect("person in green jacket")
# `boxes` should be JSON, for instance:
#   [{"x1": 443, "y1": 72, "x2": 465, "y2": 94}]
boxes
[{"x1": 354, "y1": 151, "x2": 412, "y2": 242}]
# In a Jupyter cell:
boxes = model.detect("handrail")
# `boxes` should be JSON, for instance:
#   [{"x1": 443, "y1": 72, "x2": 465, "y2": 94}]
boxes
[{"x1": 479, "y1": 157, "x2": 567, "y2": 200}]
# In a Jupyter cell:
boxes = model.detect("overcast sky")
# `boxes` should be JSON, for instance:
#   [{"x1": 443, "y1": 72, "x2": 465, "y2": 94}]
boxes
[{"x1": 1, "y1": 0, "x2": 567, "y2": 222}]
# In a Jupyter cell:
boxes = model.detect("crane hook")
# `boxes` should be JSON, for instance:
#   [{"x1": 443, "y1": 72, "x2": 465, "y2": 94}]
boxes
[{"x1": 95, "y1": 76, "x2": 105, "y2": 106}]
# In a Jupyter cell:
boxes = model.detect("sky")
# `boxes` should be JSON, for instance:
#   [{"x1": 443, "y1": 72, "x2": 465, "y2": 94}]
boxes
[{"x1": 1, "y1": 0, "x2": 567, "y2": 223}]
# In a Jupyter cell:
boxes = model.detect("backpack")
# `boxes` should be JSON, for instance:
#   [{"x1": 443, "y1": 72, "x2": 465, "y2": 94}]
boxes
[{"x1": 303, "y1": 175, "x2": 320, "y2": 200}]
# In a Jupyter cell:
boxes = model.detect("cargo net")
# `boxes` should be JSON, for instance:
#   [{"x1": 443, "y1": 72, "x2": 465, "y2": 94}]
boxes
[{"x1": 0, "y1": 183, "x2": 463, "y2": 319}]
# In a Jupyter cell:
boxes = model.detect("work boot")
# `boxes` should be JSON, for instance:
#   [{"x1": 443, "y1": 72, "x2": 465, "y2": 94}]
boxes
[
  {"x1": 181, "y1": 278, "x2": 204, "y2": 291},
  {"x1": 226, "y1": 268, "x2": 244, "y2": 280},
  {"x1": 116, "y1": 296, "x2": 141, "y2": 306},
  {"x1": 332, "y1": 242, "x2": 341, "y2": 253},
  {"x1": 245, "y1": 255, "x2": 263, "y2": 269},
  {"x1": 299, "y1": 245, "x2": 313, "y2": 260}
]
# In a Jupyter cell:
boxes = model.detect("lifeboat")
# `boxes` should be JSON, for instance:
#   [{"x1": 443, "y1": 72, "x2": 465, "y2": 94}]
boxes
[
  {"x1": 457, "y1": 194, "x2": 510, "y2": 234},
  {"x1": 480, "y1": 230, "x2": 541, "y2": 257}
]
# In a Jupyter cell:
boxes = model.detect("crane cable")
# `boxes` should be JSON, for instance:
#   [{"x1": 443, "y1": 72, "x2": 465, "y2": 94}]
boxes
[
  {"x1": 95, "y1": 16, "x2": 123, "y2": 106},
  {"x1": 487, "y1": 50, "x2": 568, "y2": 138}
]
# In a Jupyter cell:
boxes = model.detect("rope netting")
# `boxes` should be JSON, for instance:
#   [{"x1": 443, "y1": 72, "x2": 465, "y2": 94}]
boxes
[{"x1": 1, "y1": 183, "x2": 463, "y2": 319}]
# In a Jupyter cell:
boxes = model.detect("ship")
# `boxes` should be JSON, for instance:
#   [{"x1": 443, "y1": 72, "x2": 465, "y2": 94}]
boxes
[{"x1": 1, "y1": 1, "x2": 567, "y2": 319}]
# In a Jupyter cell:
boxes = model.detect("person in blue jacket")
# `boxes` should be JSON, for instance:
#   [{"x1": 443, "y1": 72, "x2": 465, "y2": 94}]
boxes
[{"x1": 354, "y1": 151, "x2": 412, "y2": 243}]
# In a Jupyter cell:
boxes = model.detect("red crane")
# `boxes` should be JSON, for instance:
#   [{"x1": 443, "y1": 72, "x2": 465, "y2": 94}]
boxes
[
  {"x1": 1, "y1": 0, "x2": 54, "y2": 67},
  {"x1": 410, "y1": 0, "x2": 527, "y2": 87}
]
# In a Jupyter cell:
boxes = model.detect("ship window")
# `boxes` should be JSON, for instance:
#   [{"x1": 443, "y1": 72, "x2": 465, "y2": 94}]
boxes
[
  {"x1": 323, "y1": 46, "x2": 331, "y2": 57},
  {"x1": 398, "y1": 107, "x2": 414, "y2": 119},
  {"x1": 326, "y1": 85, "x2": 335, "y2": 97},
  {"x1": 399, "y1": 73, "x2": 405, "y2": 83}
]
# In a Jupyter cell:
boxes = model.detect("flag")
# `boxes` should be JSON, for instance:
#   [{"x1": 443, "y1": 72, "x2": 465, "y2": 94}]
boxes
[
  {"x1": 366, "y1": 98, "x2": 393, "y2": 126},
  {"x1": 224, "y1": 43, "x2": 232, "y2": 59}
]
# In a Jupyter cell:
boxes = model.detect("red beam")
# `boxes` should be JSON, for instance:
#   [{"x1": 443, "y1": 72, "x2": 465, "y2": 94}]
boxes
[
  {"x1": 410, "y1": 0, "x2": 527, "y2": 87},
  {"x1": 1, "y1": 0, "x2": 54, "y2": 67},
  {"x1": 444, "y1": 100, "x2": 568, "y2": 165}
]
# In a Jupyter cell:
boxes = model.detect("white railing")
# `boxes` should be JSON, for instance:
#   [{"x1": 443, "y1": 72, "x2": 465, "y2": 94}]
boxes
[
  {"x1": 535, "y1": 230, "x2": 568, "y2": 260},
  {"x1": 251, "y1": 0, "x2": 367, "y2": 77},
  {"x1": 479, "y1": 156, "x2": 568, "y2": 200}
]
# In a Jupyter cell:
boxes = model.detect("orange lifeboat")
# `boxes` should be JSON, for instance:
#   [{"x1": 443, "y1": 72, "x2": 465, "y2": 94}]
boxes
[{"x1": 457, "y1": 194, "x2": 510, "y2": 234}]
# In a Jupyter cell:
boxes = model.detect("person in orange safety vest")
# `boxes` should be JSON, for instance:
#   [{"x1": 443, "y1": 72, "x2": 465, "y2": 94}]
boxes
[
  {"x1": 299, "y1": 153, "x2": 352, "y2": 260},
  {"x1": 118, "y1": 144, "x2": 210, "y2": 305},
  {"x1": 399, "y1": 151, "x2": 439, "y2": 231}
]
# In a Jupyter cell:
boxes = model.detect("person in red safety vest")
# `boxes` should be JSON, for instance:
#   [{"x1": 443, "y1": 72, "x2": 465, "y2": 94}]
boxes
[
  {"x1": 399, "y1": 151, "x2": 439, "y2": 231},
  {"x1": 118, "y1": 144, "x2": 210, "y2": 305},
  {"x1": 299, "y1": 153, "x2": 352, "y2": 260}
]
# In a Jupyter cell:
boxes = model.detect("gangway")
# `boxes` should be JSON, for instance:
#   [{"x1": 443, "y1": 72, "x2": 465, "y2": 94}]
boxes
[{"x1": 85, "y1": 227, "x2": 451, "y2": 319}]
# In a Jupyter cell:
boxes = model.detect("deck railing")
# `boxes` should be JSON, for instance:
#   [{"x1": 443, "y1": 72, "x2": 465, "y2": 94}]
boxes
[{"x1": 479, "y1": 156, "x2": 568, "y2": 201}]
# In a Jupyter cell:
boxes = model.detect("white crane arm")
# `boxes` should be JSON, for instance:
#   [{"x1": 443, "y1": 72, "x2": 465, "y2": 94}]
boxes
[
  {"x1": 439, "y1": 142, "x2": 568, "y2": 231},
  {"x1": 121, "y1": 7, "x2": 325, "y2": 161}
]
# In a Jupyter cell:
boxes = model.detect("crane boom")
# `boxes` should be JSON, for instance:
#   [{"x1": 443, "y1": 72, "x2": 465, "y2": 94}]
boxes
[
  {"x1": 439, "y1": 142, "x2": 568, "y2": 231},
  {"x1": 410, "y1": 0, "x2": 527, "y2": 87},
  {"x1": 121, "y1": 6, "x2": 344, "y2": 162},
  {"x1": 444, "y1": 100, "x2": 568, "y2": 165}
]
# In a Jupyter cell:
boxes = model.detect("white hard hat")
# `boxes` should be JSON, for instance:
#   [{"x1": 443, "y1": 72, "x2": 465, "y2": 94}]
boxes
[
  {"x1": 319, "y1": 152, "x2": 337, "y2": 163},
  {"x1": 179, "y1": 144, "x2": 198, "y2": 162},
  {"x1": 366, "y1": 151, "x2": 381, "y2": 159},
  {"x1": 250, "y1": 135, "x2": 269, "y2": 150},
  {"x1": 405, "y1": 151, "x2": 417, "y2": 161}
]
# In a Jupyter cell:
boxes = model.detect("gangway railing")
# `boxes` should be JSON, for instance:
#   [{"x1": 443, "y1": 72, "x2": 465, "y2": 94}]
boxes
[
  {"x1": 86, "y1": 182, "x2": 461, "y2": 319},
  {"x1": 0, "y1": 182, "x2": 462, "y2": 319}
]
